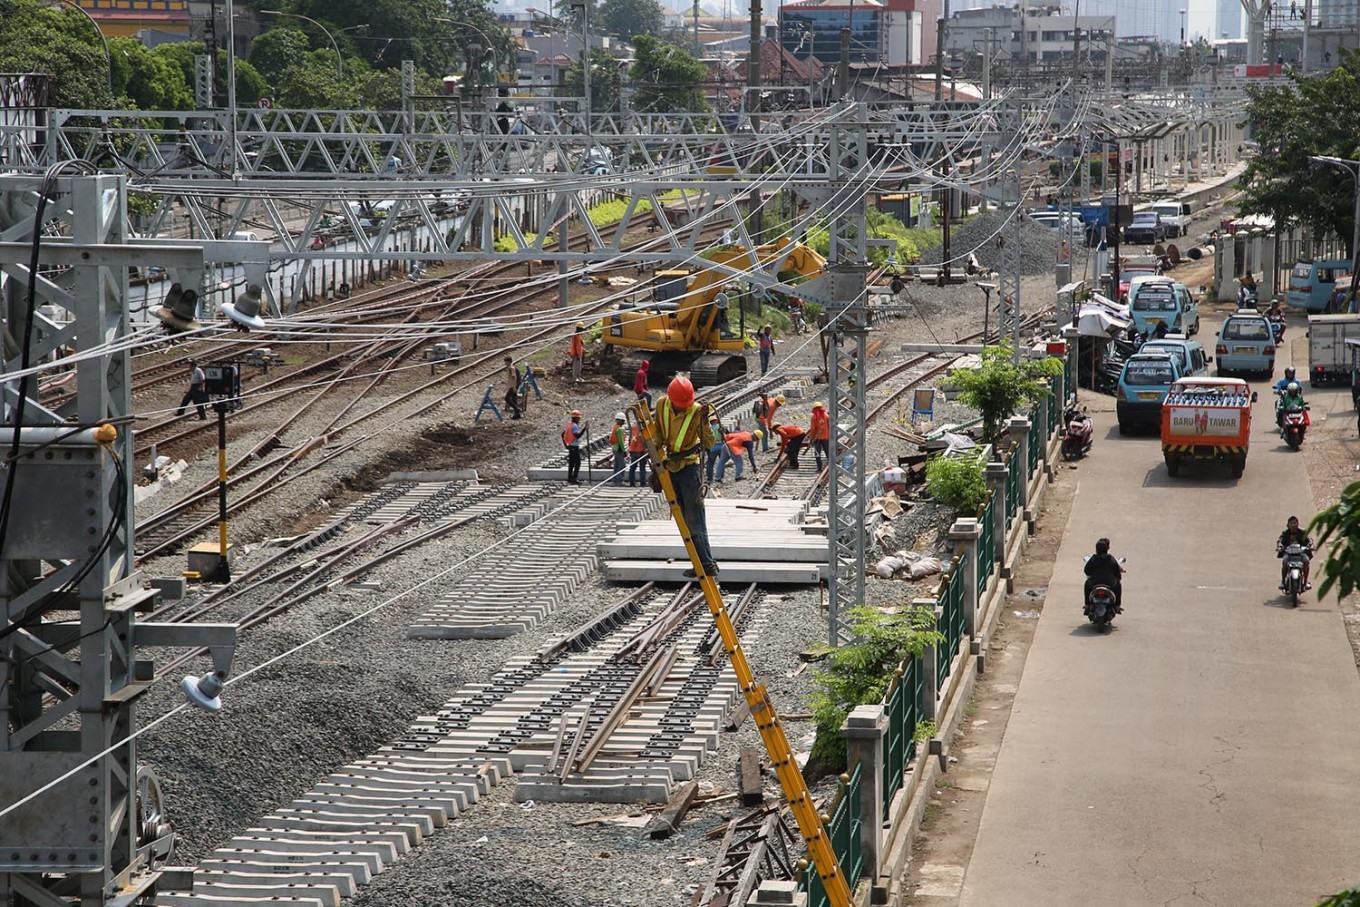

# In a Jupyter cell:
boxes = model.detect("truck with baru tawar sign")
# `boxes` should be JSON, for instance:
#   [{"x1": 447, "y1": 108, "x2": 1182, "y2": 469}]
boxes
[{"x1": 1160, "y1": 376, "x2": 1258, "y2": 479}]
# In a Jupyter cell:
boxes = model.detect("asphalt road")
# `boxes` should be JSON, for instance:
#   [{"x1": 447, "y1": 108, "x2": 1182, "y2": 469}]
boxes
[{"x1": 958, "y1": 312, "x2": 1360, "y2": 906}]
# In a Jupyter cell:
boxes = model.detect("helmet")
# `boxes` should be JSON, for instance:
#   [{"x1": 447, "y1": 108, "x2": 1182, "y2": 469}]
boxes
[
  {"x1": 575, "y1": 321, "x2": 585, "y2": 330},
  {"x1": 1286, "y1": 381, "x2": 1300, "y2": 395},
  {"x1": 753, "y1": 430, "x2": 764, "y2": 441},
  {"x1": 667, "y1": 376, "x2": 695, "y2": 408},
  {"x1": 1095, "y1": 537, "x2": 1110, "y2": 555},
  {"x1": 775, "y1": 394, "x2": 786, "y2": 405},
  {"x1": 812, "y1": 402, "x2": 825, "y2": 411},
  {"x1": 614, "y1": 411, "x2": 626, "y2": 421},
  {"x1": 569, "y1": 410, "x2": 582, "y2": 418},
  {"x1": 1284, "y1": 366, "x2": 1296, "y2": 380}
]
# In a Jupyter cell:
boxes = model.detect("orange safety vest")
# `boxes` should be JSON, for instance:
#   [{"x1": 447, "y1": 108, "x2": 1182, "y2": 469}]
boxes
[
  {"x1": 563, "y1": 421, "x2": 582, "y2": 447},
  {"x1": 610, "y1": 424, "x2": 627, "y2": 451},
  {"x1": 809, "y1": 409, "x2": 829, "y2": 441},
  {"x1": 759, "y1": 397, "x2": 779, "y2": 428},
  {"x1": 725, "y1": 431, "x2": 755, "y2": 456},
  {"x1": 656, "y1": 398, "x2": 705, "y2": 471},
  {"x1": 569, "y1": 335, "x2": 585, "y2": 357},
  {"x1": 776, "y1": 424, "x2": 804, "y2": 449},
  {"x1": 628, "y1": 424, "x2": 645, "y2": 453}
]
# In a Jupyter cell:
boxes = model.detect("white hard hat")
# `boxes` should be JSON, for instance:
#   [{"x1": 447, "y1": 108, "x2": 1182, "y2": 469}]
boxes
[{"x1": 615, "y1": 411, "x2": 626, "y2": 421}]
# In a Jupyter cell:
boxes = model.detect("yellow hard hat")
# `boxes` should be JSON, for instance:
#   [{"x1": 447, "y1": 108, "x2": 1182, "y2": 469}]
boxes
[
  {"x1": 753, "y1": 429, "x2": 764, "y2": 441},
  {"x1": 775, "y1": 394, "x2": 786, "y2": 405},
  {"x1": 575, "y1": 321, "x2": 585, "y2": 329}
]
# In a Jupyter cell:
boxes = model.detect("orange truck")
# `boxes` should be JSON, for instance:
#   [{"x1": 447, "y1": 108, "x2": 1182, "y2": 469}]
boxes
[{"x1": 1160, "y1": 376, "x2": 1258, "y2": 478}]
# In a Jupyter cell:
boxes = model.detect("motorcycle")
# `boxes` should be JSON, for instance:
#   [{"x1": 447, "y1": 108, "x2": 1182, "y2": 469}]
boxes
[
  {"x1": 1267, "y1": 312, "x2": 1286, "y2": 343},
  {"x1": 1061, "y1": 403, "x2": 1094, "y2": 460},
  {"x1": 1279, "y1": 542, "x2": 1310, "y2": 607},
  {"x1": 1082, "y1": 555, "x2": 1127, "y2": 631},
  {"x1": 1281, "y1": 408, "x2": 1309, "y2": 449}
]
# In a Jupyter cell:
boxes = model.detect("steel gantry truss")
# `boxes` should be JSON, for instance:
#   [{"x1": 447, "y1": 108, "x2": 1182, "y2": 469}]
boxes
[{"x1": 0, "y1": 173, "x2": 236, "y2": 907}]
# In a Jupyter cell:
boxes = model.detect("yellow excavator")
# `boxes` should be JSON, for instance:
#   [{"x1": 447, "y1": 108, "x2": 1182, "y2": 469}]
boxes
[{"x1": 601, "y1": 238, "x2": 827, "y2": 386}]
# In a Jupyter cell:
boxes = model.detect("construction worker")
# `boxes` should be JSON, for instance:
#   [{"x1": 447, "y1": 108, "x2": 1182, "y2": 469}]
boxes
[
  {"x1": 655, "y1": 375, "x2": 719, "y2": 576},
  {"x1": 610, "y1": 412, "x2": 628, "y2": 486},
  {"x1": 569, "y1": 322, "x2": 586, "y2": 383},
  {"x1": 176, "y1": 360, "x2": 208, "y2": 420},
  {"x1": 705, "y1": 412, "x2": 727, "y2": 483},
  {"x1": 633, "y1": 358, "x2": 653, "y2": 406},
  {"x1": 563, "y1": 410, "x2": 586, "y2": 484},
  {"x1": 757, "y1": 324, "x2": 775, "y2": 375},
  {"x1": 503, "y1": 356, "x2": 522, "y2": 420},
  {"x1": 772, "y1": 422, "x2": 807, "y2": 470},
  {"x1": 715, "y1": 429, "x2": 762, "y2": 482},
  {"x1": 755, "y1": 393, "x2": 784, "y2": 451},
  {"x1": 627, "y1": 419, "x2": 648, "y2": 487},
  {"x1": 809, "y1": 402, "x2": 830, "y2": 470}
]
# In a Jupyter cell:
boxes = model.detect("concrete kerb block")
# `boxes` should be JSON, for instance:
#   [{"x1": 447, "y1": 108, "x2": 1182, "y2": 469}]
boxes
[{"x1": 750, "y1": 880, "x2": 806, "y2": 905}]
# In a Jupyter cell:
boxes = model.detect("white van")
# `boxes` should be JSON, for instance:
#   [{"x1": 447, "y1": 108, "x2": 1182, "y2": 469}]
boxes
[{"x1": 229, "y1": 231, "x2": 262, "y2": 243}]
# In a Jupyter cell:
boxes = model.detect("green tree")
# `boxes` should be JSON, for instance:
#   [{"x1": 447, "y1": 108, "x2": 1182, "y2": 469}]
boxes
[
  {"x1": 630, "y1": 35, "x2": 707, "y2": 112},
  {"x1": 151, "y1": 42, "x2": 266, "y2": 106},
  {"x1": 807, "y1": 605, "x2": 944, "y2": 776},
  {"x1": 0, "y1": 0, "x2": 114, "y2": 108},
  {"x1": 944, "y1": 342, "x2": 1063, "y2": 446},
  {"x1": 108, "y1": 37, "x2": 193, "y2": 110},
  {"x1": 599, "y1": 0, "x2": 664, "y2": 39},
  {"x1": 1319, "y1": 888, "x2": 1360, "y2": 907},
  {"x1": 559, "y1": 50, "x2": 623, "y2": 113},
  {"x1": 925, "y1": 449, "x2": 988, "y2": 513},
  {"x1": 1310, "y1": 481, "x2": 1360, "y2": 598},
  {"x1": 248, "y1": 26, "x2": 313, "y2": 85},
  {"x1": 273, "y1": 58, "x2": 357, "y2": 108},
  {"x1": 354, "y1": 64, "x2": 442, "y2": 110},
  {"x1": 1240, "y1": 50, "x2": 1360, "y2": 257}
]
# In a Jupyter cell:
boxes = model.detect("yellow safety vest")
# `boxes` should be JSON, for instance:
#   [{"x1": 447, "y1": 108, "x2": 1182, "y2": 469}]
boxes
[{"x1": 656, "y1": 398, "x2": 704, "y2": 472}]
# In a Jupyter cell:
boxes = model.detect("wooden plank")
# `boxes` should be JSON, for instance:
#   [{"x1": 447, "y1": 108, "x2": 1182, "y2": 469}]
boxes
[
  {"x1": 644, "y1": 780, "x2": 699, "y2": 840},
  {"x1": 738, "y1": 746, "x2": 764, "y2": 807},
  {"x1": 724, "y1": 700, "x2": 750, "y2": 732}
]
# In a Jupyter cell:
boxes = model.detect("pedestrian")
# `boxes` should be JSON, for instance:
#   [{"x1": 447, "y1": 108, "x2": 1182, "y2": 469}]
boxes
[
  {"x1": 715, "y1": 428, "x2": 761, "y2": 482},
  {"x1": 757, "y1": 325, "x2": 775, "y2": 375},
  {"x1": 655, "y1": 376, "x2": 719, "y2": 576},
  {"x1": 628, "y1": 419, "x2": 648, "y2": 486},
  {"x1": 610, "y1": 412, "x2": 628, "y2": 486},
  {"x1": 569, "y1": 322, "x2": 586, "y2": 383},
  {"x1": 633, "y1": 359, "x2": 653, "y2": 406},
  {"x1": 177, "y1": 359, "x2": 207, "y2": 420},
  {"x1": 503, "y1": 356, "x2": 522, "y2": 420},
  {"x1": 772, "y1": 422, "x2": 807, "y2": 470},
  {"x1": 755, "y1": 393, "x2": 784, "y2": 451},
  {"x1": 563, "y1": 410, "x2": 586, "y2": 485},
  {"x1": 809, "y1": 402, "x2": 830, "y2": 471}
]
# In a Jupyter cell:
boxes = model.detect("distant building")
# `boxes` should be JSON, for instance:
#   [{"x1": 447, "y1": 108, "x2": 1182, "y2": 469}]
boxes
[
  {"x1": 943, "y1": 6, "x2": 1116, "y2": 64},
  {"x1": 1317, "y1": 0, "x2": 1360, "y2": 28},
  {"x1": 778, "y1": 0, "x2": 932, "y2": 67},
  {"x1": 1217, "y1": 0, "x2": 1243, "y2": 39},
  {"x1": 77, "y1": 0, "x2": 189, "y2": 39}
]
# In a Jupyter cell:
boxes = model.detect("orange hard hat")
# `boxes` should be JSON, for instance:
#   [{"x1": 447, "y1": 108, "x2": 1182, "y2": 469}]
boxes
[
  {"x1": 667, "y1": 375, "x2": 695, "y2": 408},
  {"x1": 569, "y1": 410, "x2": 582, "y2": 417}
]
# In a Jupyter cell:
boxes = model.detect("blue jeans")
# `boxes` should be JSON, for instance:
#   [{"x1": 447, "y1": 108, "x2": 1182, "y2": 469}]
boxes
[
  {"x1": 759, "y1": 348, "x2": 771, "y2": 375},
  {"x1": 612, "y1": 450, "x2": 625, "y2": 485},
  {"x1": 705, "y1": 441, "x2": 726, "y2": 483},
  {"x1": 670, "y1": 463, "x2": 715, "y2": 570},
  {"x1": 628, "y1": 452, "x2": 648, "y2": 486},
  {"x1": 715, "y1": 446, "x2": 746, "y2": 481}
]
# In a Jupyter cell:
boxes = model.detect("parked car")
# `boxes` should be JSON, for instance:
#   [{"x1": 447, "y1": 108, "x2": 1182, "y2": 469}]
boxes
[
  {"x1": 1123, "y1": 211, "x2": 1169, "y2": 244},
  {"x1": 1149, "y1": 201, "x2": 1193, "y2": 237},
  {"x1": 1118, "y1": 262, "x2": 1162, "y2": 300}
]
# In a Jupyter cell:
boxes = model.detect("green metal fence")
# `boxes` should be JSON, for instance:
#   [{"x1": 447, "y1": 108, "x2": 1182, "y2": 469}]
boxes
[
  {"x1": 1026, "y1": 403, "x2": 1041, "y2": 476},
  {"x1": 936, "y1": 555, "x2": 967, "y2": 685},
  {"x1": 880, "y1": 655, "x2": 922, "y2": 815},
  {"x1": 1046, "y1": 377, "x2": 1060, "y2": 437},
  {"x1": 1004, "y1": 447, "x2": 1020, "y2": 531},
  {"x1": 801, "y1": 762, "x2": 865, "y2": 907},
  {"x1": 977, "y1": 494, "x2": 995, "y2": 597}
]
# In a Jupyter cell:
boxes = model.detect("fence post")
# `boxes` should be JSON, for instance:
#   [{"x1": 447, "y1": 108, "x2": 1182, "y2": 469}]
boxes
[
  {"x1": 841, "y1": 704, "x2": 886, "y2": 880},
  {"x1": 916, "y1": 597, "x2": 940, "y2": 722},
  {"x1": 984, "y1": 462, "x2": 1008, "y2": 582},
  {"x1": 1008, "y1": 416, "x2": 1033, "y2": 534},
  {"x1": 949, "y1": 519, "x2": 982, "y2": 651}
]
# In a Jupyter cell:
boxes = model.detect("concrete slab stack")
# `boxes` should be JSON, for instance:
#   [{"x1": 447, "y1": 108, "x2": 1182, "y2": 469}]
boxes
[{"x1": 601, "y1": 498, "x2": 827, "y2": 583}]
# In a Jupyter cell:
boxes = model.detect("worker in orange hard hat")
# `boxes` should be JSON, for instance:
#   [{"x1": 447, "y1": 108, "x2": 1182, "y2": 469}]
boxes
[
  {"x1": 809, "y1": 402, "x2": 830, "y2": 471},
  {"x1": 562, "y1": 410, "x2": 586, "y2": 484},
  {"x1": 569, "y1": 322, "x2": 586, "y2": 383},
  {"x1": 655, "y1": 375, "x2": 719, "y2": 576}
]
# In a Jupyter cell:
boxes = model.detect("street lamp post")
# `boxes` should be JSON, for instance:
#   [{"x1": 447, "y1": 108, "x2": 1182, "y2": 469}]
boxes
[
  {"x1": 570, "y1": 1, "x2": 591, "y2": 133},
  {"x1": 261, "y1": 10, "x2": 344, "y2": 76},
  {"x1": 434, "y1": 17, "x2": 502, "y2": 103},
  {"x1": 1311, "y1": 154, "x2": 1360, "y2": 311}
]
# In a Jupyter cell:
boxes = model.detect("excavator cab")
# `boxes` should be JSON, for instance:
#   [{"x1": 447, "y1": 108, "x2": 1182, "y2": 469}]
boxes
[{"x1": 652, "y1": 270, "x2": 692, "y2": 311}]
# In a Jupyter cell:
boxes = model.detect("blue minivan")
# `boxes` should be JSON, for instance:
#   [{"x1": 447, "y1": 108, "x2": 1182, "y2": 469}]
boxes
[
  {"x1": 1215, "y1": 310, "x2": 1276, "y2": 378},
  {"x1": 1128, "y1": 276, "x2": 1200, "y2": 336},
  {"x1": 1286, "y1": 259, "x2": 1352, "y2": 312},
  {"x1": 1139, "y1": 337, "x2": 1210, "y2": 377},
  {"x1": 1117, "y1": 351, "x2": 1182, "y2": 434}
]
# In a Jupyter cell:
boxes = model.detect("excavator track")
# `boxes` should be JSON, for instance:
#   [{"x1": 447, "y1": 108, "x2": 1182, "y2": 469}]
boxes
[
  {"x1": 690, "y1": 353, "x2": 747, "y2": 387},
  {"x1": 609, "y1": 352, "x2": 748, "y2": 389}
]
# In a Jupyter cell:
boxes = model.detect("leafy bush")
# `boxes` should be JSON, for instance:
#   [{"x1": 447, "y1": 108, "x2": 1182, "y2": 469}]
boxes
[
  {"x1": 807, "y1": 606, "x2": 945, "y2": 776},
  {"x1": 804, "y1": 207, "x2": 942, "y2": 268},
  {"x1": 945, "y1": 342, "x2": 1064, "y2": 445},
  {"x1": 925, "y1": 450, "x2": 988, "y2": 513}
]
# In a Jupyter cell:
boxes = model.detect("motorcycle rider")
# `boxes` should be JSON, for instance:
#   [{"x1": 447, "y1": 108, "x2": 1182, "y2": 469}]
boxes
[
  {"x1": 1083, "y1": 538, "x2": 1124, "y2": 611},
  {"x1": 1266, "y1": 299, "x2": 1286, "y2": 340},
  {"x1": 1276, "y1": 380, "x2": 1308, "y2": 430},
  {"x1": 1277, "y1": 515, "x2": 1313, "y2": 591},
  {"x1": 1273, "y1": 366, "x2": 1298, "y2": 395}
]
